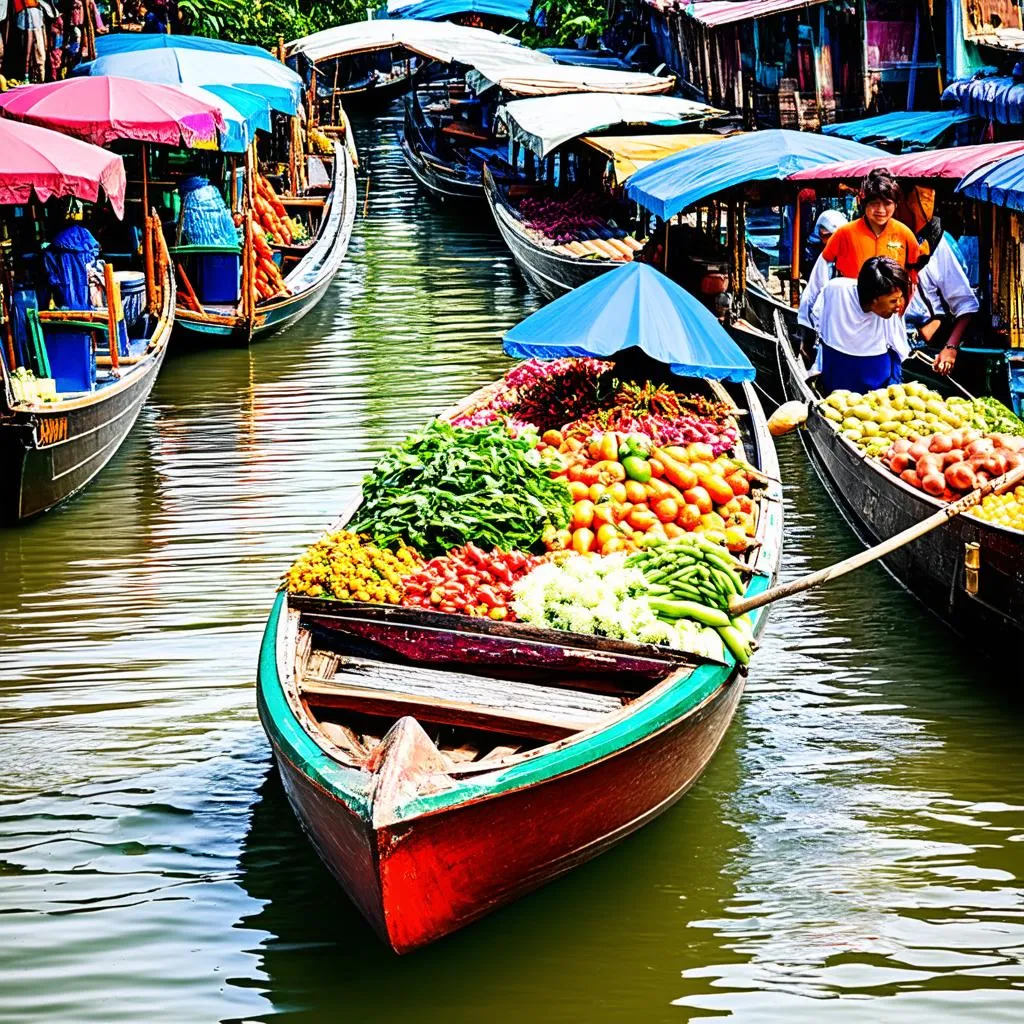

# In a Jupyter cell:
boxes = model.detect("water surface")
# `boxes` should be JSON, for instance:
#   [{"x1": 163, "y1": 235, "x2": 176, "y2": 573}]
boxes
[{"x1": 1, "y1": 109, "x2": 1023, "y2": 1023}]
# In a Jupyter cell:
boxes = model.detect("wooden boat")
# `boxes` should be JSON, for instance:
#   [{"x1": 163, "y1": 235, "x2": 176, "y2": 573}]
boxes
[
  {"x1": 257, "y1": 375, "x2": 784, "y2": 952},
  {"x1": 774, "y1": 308, "x2": 1024, "y2": 656},
  {"x1": 175, "y1": 144, "x2": 357, "y2": 346},
  {"x1": 0, "y1": 220, "x2": 176, "y2": 522}
]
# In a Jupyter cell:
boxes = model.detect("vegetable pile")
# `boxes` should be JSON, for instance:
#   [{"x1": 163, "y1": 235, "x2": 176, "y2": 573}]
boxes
[
  {"x1": 970, "y1": 484, "x2": 1024, "y2": 530},
  {"x1": 349, "y1": 420, "x2": 573, "y2": 557},
  {"x1": 515, "y1": 191, "x2": 643, "y2": 261},
  {"x1": 881, "y1": 429, "x2": 1024, "y2": 499},
  {"x1": 821, "y1": 383, "x2": 1024, "y2": 457},
  {"x1": 400, "y1": 544, "x2": 544, "y2": 619},
  {"x1": 284, "y1": 529, "x2": 422, "y2": 600},
  {"x1": 512, "y1": 551, "x2": 725, "y2": 661},
  {"x1": 255, "y1": 174, "x2": 306, "y2": 247},
  {"x1": 543, "y1": 429, "x2": 756, "y2": 556}
]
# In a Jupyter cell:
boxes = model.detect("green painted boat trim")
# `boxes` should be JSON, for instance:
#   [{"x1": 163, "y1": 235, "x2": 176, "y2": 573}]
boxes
[{"x1": 258, "y1": 569, "x2": 771, "y2": 827}]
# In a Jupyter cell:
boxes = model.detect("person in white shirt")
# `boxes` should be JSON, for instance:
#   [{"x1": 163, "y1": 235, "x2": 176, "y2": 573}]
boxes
[{"x1": 810, "y1": 256, "x2": 911, "y2": 395}]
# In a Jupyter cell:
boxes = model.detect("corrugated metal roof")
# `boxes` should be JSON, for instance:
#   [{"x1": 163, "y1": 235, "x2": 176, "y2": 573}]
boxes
[
  {"x1": 668, "y1": 0, "x2": 830, "y2": 28},
  {"x1": 787, "y1": 140, "x2": 1024, "y2": 182}
]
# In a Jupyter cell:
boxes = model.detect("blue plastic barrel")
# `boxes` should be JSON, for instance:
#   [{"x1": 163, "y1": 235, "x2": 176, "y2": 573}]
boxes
[{"x1": 46, "y1": 332, "x2": 95, "y2": 392}]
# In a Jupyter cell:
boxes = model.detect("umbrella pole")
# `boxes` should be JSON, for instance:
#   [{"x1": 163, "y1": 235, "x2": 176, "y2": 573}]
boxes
[
  {"x1": 789, "y1": 196, "x2": 801, "y2": 307},
  {"x1": 663, "y1": 217, "x2": 670, "y2": 273},
  {"x1": 141, "y1": 144, "x2": 156, "y2": 316}
]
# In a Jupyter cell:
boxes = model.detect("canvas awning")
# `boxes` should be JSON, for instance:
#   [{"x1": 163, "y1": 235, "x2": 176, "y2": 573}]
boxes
[
  {"x1": 387, "y1": 0, "x2": 530, "y2": 20},
  {"x1": 822, "y1": 109, "x2": 976, "y2": 150},
  {"x1": 943, "y1": 76, "x2": 1024, "y2": 127},
  {"x1": 958, "y1": 152, "x2": 1024, "y2": 212},
  {"x1": 497, "y1": 94, "x2": 721, "y2": 158},
  {"x1": 676, "y1": 0, "x2": 830, "y2": 28},
  {"x1": 787, "y1": 140, "x2": 1024, "y2": 182},
  {"x1": 467, "y1": 62, "x2": 675, "y2": 97},
  {"x1": 582, "y1": 132, "x2": 732, "y2": 183},
  {"x1": 625, "y1": 129, "x2": 881, "y2": 221},
  {"x1": 286, "y1": 18, "x2": 534, "y2": 66}
]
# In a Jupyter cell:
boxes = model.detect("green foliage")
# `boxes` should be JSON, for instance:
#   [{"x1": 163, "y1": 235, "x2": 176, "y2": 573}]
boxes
[
  {"x1": 177, "y1": 0, "x2": 372, "y2": 50},
  {"x1": 521, "y1": 0, "x2": 609, "y2": 48}
]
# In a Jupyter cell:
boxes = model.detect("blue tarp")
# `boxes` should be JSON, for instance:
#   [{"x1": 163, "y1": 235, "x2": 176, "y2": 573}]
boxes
[
  {"x1": 43, "y1": 226, "x2": 99, "y2": 310},
  {"x1": 957, "y1": 151, "x2": 1024, "y2": 212},
  {"x1": 202, "y1": 84, "x2": 273, "y2": 143},
  {"x1": 943, "y1": 75, "x2": 1024, "y2": 125},
  {"x1": 85, "y1": 48, "x2": 303, "y2": 116},
  {"x1": 95, "y1": 34, "x2": 277, "y2": 62},
  {"x1": 539, "y1": 48, "x2": 632, "y2": 71},
  {"x1": 822, "y1": 109, "x2": 976, "y2": 149},
  {"x1": 625, "y1": 129, "x2": 882, "y2": 222},
  {"x1": 503, "y1": 262, "x2": 756, "y2": 382},
  {"x1": 387, "y1": 0, "x2": 530, "y2": 20}
]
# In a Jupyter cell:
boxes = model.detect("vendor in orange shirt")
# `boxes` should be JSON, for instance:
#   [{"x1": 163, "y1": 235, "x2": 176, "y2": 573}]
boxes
[
  {"x1": 821, "y1": 168, "x2": 921, "y2": 277},
  {"x1": 798, "y1": 168, "x2": 921, "y2": 333}
]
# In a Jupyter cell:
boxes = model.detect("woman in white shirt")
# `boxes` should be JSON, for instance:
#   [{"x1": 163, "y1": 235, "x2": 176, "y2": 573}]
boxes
[{"x1": 810, "y1": 257, "x2": 911, "y2": 395}]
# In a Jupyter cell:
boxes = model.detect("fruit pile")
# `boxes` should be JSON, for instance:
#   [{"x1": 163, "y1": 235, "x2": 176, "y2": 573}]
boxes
[
  {"x1": 541, "y1": 430, "x2": 757, "y2": 556},
  {"x1": 970, "y1": 485, "x2": 1024, "y2": 530},
  {"x1": 881, "y1": 429, "x2": 1024, "y2": 500},
  {"x1": 516, "y1": 191, "x2": 643, "y2": 260},
  {"x1": 254, "y1": 174, "x2": 306, "y2": 246},
  {"x1": 821, "y1": 384, "x2": 1024, "y2": 457},
  {"x1": 284, "y1": 530, "x2": 422, "y2": 600},
  {"x1": 251, "y1": 223, "x2": 289, "y2": 303},
  {"x1": 400, "y1": 544, "x2": 544, "y2": 619}
]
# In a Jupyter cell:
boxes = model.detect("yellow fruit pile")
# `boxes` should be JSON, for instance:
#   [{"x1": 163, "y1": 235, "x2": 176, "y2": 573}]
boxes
[
  {"x1": 969, "y1": 486, "x2": 1024, "y2": 531},
  {"x1": 284, "y1": 529, "x2": 422, "y2": 601}
]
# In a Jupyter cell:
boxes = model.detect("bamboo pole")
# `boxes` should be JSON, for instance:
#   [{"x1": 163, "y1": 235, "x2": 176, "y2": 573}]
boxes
[
  {"x1": 289, "y1": 117, "x2": 298, "y2": 195},
  {"x1": 144, "y1": 212, "x2": 157, "y2": 316},
  {"x1": 789, "y1": 196, "x2": 801, "y2": 306},
  {"x1": 729, "y1": 463, "x2": 1024, "y2": 618},
  {"x1": 103, "y1": 262, "x2": 120, "y2": 370},
  {"x1": 175, "y1": 263, "x2": 203, "y2": 313}
]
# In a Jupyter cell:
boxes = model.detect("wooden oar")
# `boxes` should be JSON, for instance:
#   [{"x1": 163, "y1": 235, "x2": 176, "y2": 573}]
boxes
[{"x1": 729, "y1": 462, "x2": 1024, "y2": 617}]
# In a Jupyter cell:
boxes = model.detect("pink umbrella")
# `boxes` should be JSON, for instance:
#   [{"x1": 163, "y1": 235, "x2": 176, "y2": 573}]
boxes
[
  {"x1": 0, "y1": 76, "x2": 225, "y2": 149},
  {"x1": 0, "y1": 117, "x2": 126, "y2": 217}
]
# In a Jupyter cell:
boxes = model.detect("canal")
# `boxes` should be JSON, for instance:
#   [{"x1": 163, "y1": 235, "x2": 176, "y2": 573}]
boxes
[{"x1": 1, "y1": 110, "x2": 1023, "y2": 1022}]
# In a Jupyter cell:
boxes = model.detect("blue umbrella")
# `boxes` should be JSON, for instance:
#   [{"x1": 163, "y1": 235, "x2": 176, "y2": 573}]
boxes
[
  {"x1": 625, "y1": 129, "x2": 883, "y2": 221},
  {"x1": 85, "y1": 48, "x2": 303, "y2": 116},
  {"x1": 95, "y1": 34, "x2": 278, "y2": 62},
  {"x1": 503, "y1": 262, "x2": 756, "y2": 382}
]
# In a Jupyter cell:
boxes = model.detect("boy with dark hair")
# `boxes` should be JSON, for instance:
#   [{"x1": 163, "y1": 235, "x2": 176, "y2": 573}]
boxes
[{"x1": 810, "y1": 256, "x2": 911, "y2": 395}]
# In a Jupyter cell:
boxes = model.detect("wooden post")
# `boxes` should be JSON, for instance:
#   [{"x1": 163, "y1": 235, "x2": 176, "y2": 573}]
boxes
[
  {"x1": 103, "y1": 262, "x2": 120, "y2": 370},
  {"x1": 144, "y1": 213, "x2": 157, "y2": 315},
  {"x1": 789, "y1": 197, "x2": 801, "y2": 306},
  {"x1": 727, "y1": 201, "x2": 738, "y2": 295},
  {"x1": 277, "y1": 34, "x2": 286, "y2": 63},
  {"x1": 330, "y1": 60, "x2": 339, "y2": 128},
  {"x1": 289, "y1": 117, "x2": 298, "y2": 194},
  {"x1": 663, "y1": 217, "x2": 670, "y2": 273}
]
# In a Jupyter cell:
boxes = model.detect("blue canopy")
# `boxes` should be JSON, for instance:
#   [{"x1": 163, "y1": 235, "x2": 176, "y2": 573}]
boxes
[
  {"x1": 503, "y1": 262, "x2": 756, "y2": 382},
  {"x1": 387, "y1": 0, "x2": 531, "y2": 20},
  {"x1": 202, "y1": 84, "x2": 273, "y2": 138},
  {"x1": 625, "y1": 129, "x2": 882, "y2": 222},
  {"x1": 84, "y1": 48, "x2": 303, "y2": 116},
  {"x1": 822, "y1": 109, "x2": 976, "y2": 150},
  {"x1": 943, "y1": 75, "x2": 1024, "y2": 126},
  {"x1": 95, "y1": 34, "x2": 277, "y2": 63},
  {"x1": 539, "y1": 48, "x2": 632, "y2": 71},
  {"x1": 957, "y1": 151, "x2": 1024, "y2": 212}
]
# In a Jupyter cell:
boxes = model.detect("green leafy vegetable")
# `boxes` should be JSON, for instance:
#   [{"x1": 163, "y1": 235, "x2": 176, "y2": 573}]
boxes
[{"x1": 350, "y1": 421, "x2": 573, "y2": 557}]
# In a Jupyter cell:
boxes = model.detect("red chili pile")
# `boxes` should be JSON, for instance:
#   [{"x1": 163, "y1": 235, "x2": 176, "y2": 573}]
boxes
[{"x1": 400, "y1": 544, "x2": 545, "y2": 620}]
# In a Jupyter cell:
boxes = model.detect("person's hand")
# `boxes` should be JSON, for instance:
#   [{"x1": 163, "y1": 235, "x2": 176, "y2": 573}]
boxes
[{"x1": 933, "y1": 345, "x2": 957, "y2": 376}]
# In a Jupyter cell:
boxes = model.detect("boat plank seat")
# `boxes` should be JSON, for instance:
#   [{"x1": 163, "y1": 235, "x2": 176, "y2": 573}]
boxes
[{"x1": 300, "y1": 654, "x2": 622, "y2": 742}]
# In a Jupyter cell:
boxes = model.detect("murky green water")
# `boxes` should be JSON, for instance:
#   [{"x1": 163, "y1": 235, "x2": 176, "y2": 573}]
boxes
[{"x1": 1, "y1": 110, "x2": 1023, "y2": 1023}]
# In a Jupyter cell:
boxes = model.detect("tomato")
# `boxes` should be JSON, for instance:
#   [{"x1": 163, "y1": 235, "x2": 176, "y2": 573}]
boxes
[
  {"x1": 571, "y1": 500, "x2": 595, "y2": 530},
  {"x1": 664, "y1": 521, "x2": 685, "y2": 539},
  {"x1": 596, "y1": 523, "x2": 620, "y2": 548},
  {"x1": 683, "y1": 485, "x2": 713, "y2": 515},
  {"x1": 572, "y1": 528, "x2": 597, "y2": 554},
  {"x1": 562, "y1": 436, "x2": 584, "y2": 452},
  {"x1": 542, "y1": 429, "x2": 563, "y2": 446},
  {"x1": 677, "y1": 503, "x2": 702, "y2": 531},
  {"x1": 593, "y1": 503, "x2": 617, "y2": 527},
  {"x1": 567, "y1": 480, "x2": 590, "y2": 501},
  {"x1": 648, "y1": 457, "x2": 665, "y2": 478},
  {"x1": 704, "y1": 473, "x2": 736, "y2": 507},
  {"x1": 624, "y1": 480, "x2": 647, "y2": 504},
  {"x1": 687, "y1": 442, "x2": 715, "y2": 462},
  {"x1": 607, "y1": 482, "x2": 627, "y2": 503},
  {"x1": 726, "y1": 472, "x2": 750, "y2": 496},
  {"x1": 589, "y1": 483, "x2": 607, "y2": 503},
  {"x1": 701, "y1": 528, "x2": 727, "y2": 547},
  {"x1": 723, "y1": 526, "x2": 748, "y2": 553},
  {"x1": 601, "y1": 537, "x2": 627, "y2": 555},
  {"x1": 690, "y1": 462, "x2": 713, "y2": 481},
  {"x1": 652, "y1": 497, "x2": 679, "y2": 523},
  {"x1": 700, "y1": 512, "x2": 726, "y2": 532},
  {"x1": 668, "y1": 463, "x2": 698, "y2": 491},
  {"x1": 580, "y1": 464, "x2": 601, "y2": 486},
  {"x1": 589, "y1": 433, "x2": 618, "y2": 462},
  {"x1": 567, "y1": 463, "x2": 586, "y2": 483},
  {"x1": 627, "y1": 508, "x2": 658, "y2": 531}
]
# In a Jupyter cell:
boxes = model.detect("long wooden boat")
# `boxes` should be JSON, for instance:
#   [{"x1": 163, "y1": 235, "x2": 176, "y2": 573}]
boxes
[
  {"x1": 175, "y1": 144, "x2": 357, "y2": 346},
  {"x1": 257, "y1": 374, "x2": 784, "y2": 952},
  {"x1": 0, "y1": 229, "x2": 176, "y2": 523},
  {"x1": 774, "y1": 308, "x2": 1024, "y2": 655}
]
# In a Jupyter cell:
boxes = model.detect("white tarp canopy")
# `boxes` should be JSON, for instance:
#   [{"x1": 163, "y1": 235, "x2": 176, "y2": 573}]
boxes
[
  {"x1": 286, "y1": 19, "x2": 541, "y2": 68},
  {"x1": 496, "y1": 93, "x2": 724, "y2": 158},
  {"x1": 468, "y1": 62, "x2": 677, "y2": 98}
]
